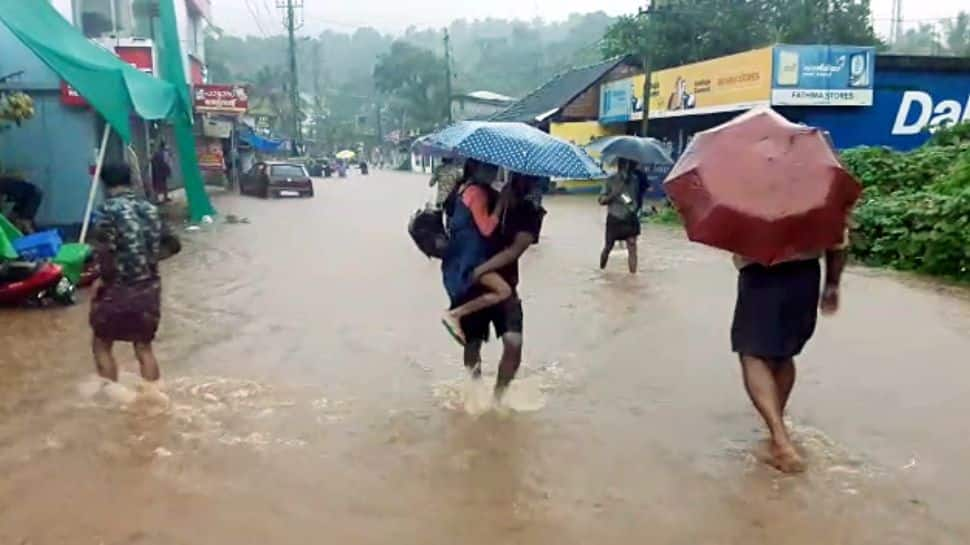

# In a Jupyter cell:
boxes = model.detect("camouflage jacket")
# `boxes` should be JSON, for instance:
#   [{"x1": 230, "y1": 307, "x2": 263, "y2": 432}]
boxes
[
  {"x1": 430, "y1": 163, "x2": 463, "y2": 208},
  {"x1": 93, "y1": 189, "x2": 166, "y2": 286}
]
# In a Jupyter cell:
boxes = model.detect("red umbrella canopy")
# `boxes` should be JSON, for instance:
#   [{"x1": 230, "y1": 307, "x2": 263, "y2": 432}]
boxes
[{"x1": 664, "y1": 108, "x2": 862, "y2": 266}]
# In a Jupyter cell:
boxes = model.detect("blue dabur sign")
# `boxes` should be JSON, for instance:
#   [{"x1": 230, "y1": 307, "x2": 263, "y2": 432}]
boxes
[{"x1": 771, "y1": 45, "x2": 875, "y2": 106}]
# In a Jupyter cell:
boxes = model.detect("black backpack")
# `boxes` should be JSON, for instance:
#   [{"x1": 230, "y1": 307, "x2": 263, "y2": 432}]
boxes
[{"x1": 408, "y1": 207, "x2": 449, "y2": 259}]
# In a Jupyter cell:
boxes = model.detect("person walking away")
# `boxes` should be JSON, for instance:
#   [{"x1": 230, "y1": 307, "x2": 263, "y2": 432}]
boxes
[
  {"x1": 599, "y1": 158, "x2": 641, "y2": 273},
  {"x1": 89, "y1": 164, "x2": 180, "y2": 399},
  {"x1": 151, "y1": 142, "x2": 172, "y2": 203},
  {"x1": 440, "y1": 160, "x2": 514, "y2": 345},
  {"x1": 731, "y1": 234, "x2": 848, "y2": 473},
  {"x1": 460, "y1": 172, "x2": 545, "y2": 399}
]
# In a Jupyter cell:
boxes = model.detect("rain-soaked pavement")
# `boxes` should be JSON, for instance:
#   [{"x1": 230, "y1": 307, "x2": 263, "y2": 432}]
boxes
[{"x1": 1, "y1": 170, "x2": 969, "y2": 544}]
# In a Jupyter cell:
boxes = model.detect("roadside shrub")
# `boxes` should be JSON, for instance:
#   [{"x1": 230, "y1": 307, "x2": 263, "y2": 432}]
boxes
[
  {"x1": 842, "y1": 145, "x2": 954, "y2": 196},
  {"x1": 847, "y1": 143, "x2": 970, "y2": 282},
  {"x1": 928, "y1": 120, "x2": 970, "y2": 148},
  {"x1": 646, "y1": 203, "x2": 682, "y2": 225}
]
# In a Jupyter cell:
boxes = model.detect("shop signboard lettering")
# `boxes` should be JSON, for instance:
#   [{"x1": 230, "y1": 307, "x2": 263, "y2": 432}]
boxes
[
  {"x1": 194, "y1": 84, "x2": 249, "y2": 114},
  {"x1": 771, "y1": 45, "x2": 875, "y2": 106},
  {"x1": 647, "y1": 47, "x2": 773, "y2": 119},
  {"x1": 892, "y1": 91, "x2": 970, "y2": 135}
]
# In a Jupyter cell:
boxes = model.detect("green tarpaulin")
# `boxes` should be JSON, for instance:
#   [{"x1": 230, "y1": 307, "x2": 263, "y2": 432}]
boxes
[
  {"x1": 0, "y1": 0, "x2": 215, "y2": 222},
  {"x1": 0, "y1": 0, "x2": 181, "y2": 142},
  {"x1": 157, "y1": 0, "x2": 215, "y2": 221},
  {"x1": 0, "y1": 213, "x2": 21, "y2": 260}
]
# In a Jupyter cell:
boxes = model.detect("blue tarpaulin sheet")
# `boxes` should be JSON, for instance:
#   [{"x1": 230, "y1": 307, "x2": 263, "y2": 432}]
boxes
[{"x1": 240, "y1": 130, "x2": 286, "y2": 153}]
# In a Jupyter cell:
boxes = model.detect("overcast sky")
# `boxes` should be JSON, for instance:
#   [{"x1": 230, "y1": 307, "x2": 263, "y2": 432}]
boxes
[{"x1": 215, "y1": 0, "x2": 968, "y2": 39}]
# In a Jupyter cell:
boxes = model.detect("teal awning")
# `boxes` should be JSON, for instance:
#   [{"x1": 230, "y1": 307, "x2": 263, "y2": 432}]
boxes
[{"x1": 0, "y1": 0, "x2": 187, "y2": 142}]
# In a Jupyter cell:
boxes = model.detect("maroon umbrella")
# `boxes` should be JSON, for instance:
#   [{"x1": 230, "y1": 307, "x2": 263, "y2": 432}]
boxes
[{"x1": 664, "y1": 108, "x2": 862, "y2": 266}]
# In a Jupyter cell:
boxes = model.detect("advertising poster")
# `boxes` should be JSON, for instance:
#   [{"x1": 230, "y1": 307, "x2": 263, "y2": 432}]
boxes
[
  {"x1": 647, "y1": 47, "x2": 773, "y2": 118},
  {"x1": 196, "y1": 138, "x2": 225, "y2": 171},
  {"x1": 771, "y1": 45, "x2": 875, "y2": 106},
  {"x1": 599, "y1": 78, "x2": 640, "y2": 124}
]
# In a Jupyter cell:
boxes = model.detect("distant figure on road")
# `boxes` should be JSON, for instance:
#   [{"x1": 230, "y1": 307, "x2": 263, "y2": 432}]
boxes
[
  {"x1": 151, "y1": 142, "x2": 172, "y2": 203},
  {"x1": 440, "y1": 159, "x2": 514, "y2": 346},
  {"x1": 89, "y1": 164, "x2": 180, "y2": 393},
  {"x1": 456, "y1": 172, "x2": 544, "y2": 400},
  {"x1": 599, "y1": 158, "x2": 641, "y2": 273},
  {"x1": 731, "y1": 234, "x2": 848, "y2": 473}
]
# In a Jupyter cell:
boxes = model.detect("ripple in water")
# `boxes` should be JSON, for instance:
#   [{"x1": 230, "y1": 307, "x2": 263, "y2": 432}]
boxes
[{"x1": 432, "y1": 368, "x2": 555, "y2": 415}]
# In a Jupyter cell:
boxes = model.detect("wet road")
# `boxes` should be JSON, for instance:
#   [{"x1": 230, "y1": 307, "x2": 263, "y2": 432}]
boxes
[{"x1": 1, "y1": 170, "x2": 969, "y2": 544}]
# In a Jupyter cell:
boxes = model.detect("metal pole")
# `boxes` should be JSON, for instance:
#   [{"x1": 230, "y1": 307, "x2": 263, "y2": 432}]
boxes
[
  {"x1": 638, "y1": 2, "x2": 655, "y2": 137},
  {"x1": 443, "y1": 28, "x2": 453, "y2": 124},
  {"x1": 640, "y1": 54, "x2": 651, "y2": 137},
  {"x1": 283, "y1": 0, "x2": 302, "y2": 154},
  {"x1": 144, "y1": 120, "x2": 153, "y2": 199},
  {"x1": 80, "y1": 124, "x2": 111, "y2": 243}
]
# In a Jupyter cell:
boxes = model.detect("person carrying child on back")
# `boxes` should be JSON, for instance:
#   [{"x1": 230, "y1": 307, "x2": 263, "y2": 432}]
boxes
[{"x1": 440, "y1": 159, "x2": 512, "y2": 345}]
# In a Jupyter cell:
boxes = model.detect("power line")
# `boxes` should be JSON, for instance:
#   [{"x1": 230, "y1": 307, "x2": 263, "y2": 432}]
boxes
[
  {"x1": 243, "y1": 0, "x2": 269, "y2": 37},
  {"x1": 278, "y1": 0, "x2": 304, "y2": 150},
  {"x1": 262, "y1": 0, "x2": 276, "y2": 22}
]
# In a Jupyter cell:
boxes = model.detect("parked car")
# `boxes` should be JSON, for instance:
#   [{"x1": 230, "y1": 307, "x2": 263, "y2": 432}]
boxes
[{"x1": 240, "y1": 161, "x2": 314, "y2": 198}]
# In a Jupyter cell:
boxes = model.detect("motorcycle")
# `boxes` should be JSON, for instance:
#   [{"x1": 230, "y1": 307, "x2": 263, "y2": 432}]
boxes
[{"x1": 0, "y1": 261, "x2": 75, "y2": 306}]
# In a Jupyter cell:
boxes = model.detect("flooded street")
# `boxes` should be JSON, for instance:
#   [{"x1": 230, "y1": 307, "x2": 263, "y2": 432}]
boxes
[{"x1": 1, "y1": 170, "x2": 968, "y2": 544}]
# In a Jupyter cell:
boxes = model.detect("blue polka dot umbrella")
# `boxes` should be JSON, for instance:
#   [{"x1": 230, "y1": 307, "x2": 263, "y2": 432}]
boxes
[{"x1": 419, "y1": 121, "x2": 607, "y2": 180}]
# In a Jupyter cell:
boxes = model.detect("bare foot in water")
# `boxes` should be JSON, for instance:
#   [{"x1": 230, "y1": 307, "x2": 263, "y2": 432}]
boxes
[
  {"x1": 769, "y1": 441, "x2": 806, "y2": 474},
  {"x1": 441, "y1": 312, "x2": 466, "y2": 346}
]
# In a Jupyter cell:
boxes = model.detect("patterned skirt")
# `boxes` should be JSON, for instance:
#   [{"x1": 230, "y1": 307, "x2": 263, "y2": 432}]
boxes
[{"x1": 90, "y1": 278, "x2": 162, "y2": 343}]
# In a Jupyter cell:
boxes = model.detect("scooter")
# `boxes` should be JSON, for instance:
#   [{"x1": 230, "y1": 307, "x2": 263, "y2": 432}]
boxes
[{"x1": 0, "y1": 261, "x2": 76, "y2": 306}]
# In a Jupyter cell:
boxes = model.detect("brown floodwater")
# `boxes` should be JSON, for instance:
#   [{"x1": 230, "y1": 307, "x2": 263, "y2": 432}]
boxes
[{"x1": 1, "y1": 170, "x2": 968, "y2": 544}]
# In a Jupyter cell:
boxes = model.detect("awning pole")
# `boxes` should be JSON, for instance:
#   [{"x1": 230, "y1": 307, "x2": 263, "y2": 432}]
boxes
[{"x1": 79, "y1": 124, "x2": 111, "y2": 243}]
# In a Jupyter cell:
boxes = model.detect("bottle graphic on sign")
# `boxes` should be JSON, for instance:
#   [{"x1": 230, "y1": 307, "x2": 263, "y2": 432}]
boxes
[
  {"x1": 849, "y1": 52, "x2": 869, "y2": 87},
  {"x1": 776, "y1": 50, "x2": 799, "y2": 86}
]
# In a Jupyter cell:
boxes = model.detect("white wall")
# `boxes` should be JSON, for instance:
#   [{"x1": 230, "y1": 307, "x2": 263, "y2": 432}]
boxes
[{"x1": 50, "y1": 0, "x2": 74, "y2": 18}]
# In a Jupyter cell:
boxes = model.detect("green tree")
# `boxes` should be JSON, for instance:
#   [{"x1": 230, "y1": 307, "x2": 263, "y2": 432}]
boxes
[
  {"x1": 941, "y1": 12, "x2": 970, "y2": 57},
  {"x1": 373, "y1": 41, "x2": 449, "y2": 134},
  {"x1": 891, "y1": 24, "x2": 943, "y2": 55},
  {"x1": 602, "y1": 0, "x2": 880, "y2": 69}
]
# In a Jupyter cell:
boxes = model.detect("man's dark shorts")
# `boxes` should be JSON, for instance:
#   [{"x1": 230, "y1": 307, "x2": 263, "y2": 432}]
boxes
[{"x1": 461, "y1": 297, "x2": 523, "y2": 343}]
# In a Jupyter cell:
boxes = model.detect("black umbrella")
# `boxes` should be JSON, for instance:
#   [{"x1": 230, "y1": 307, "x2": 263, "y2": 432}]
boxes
[{"x1": 586, "y1": 136, "x2": 673, "y2": 166}]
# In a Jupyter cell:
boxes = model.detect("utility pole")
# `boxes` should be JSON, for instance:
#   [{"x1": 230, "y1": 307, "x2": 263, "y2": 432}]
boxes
[
  {"x1": 311, "y1": 41, "x2": 322, "y2": 149},
  {"x1": 890, "y1": 0, "x2": 902, "y2": 45},
  {"x1": 443, "y1": 28, "x2": 453, "y2": 124},
  {"x1": 637, "y1": 0, "x2": 672, "y2": 137},
  {"x1": 279, "y1": 0, "x2": 303, "y2": 154},
  {"x1": 638, "y1": 3, "x2": 653, "y2": 137},
  {"x1": 375, "y1": 102, "x2": 383, "y2": 158}
]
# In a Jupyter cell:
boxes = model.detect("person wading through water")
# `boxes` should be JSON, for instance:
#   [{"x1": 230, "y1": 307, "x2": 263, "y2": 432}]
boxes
[
  {"x1": 89, "y1": 163, "x2": 180, "y2": 399},
  {"x1": 452, "y1": 171, "x2": 544, "y2": 400},
  {"x1": 731, "y1": 232, "x2": 848, "y2": 473},
  {"x1": 599, "y1": 158, "x2": 641, "y2": 274}
]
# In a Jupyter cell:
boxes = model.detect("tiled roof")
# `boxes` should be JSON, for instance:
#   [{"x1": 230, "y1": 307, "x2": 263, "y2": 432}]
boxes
[{"x1": 490, "y1": 57, "x2": 628, "y2": 124}]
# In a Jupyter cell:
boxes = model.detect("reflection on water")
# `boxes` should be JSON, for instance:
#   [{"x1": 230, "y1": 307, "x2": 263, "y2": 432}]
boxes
[{"x1": 1, "y1": 174, "x2": 968, "y2": 543}]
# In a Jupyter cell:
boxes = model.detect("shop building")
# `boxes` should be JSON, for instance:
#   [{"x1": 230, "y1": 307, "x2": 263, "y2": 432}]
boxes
[
  {"x1": 599, "y1": 45, "x2": 970, "y2": 156},
  {"x1": 0, "y1": 0, "x2": 213, "y2": 229}
]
